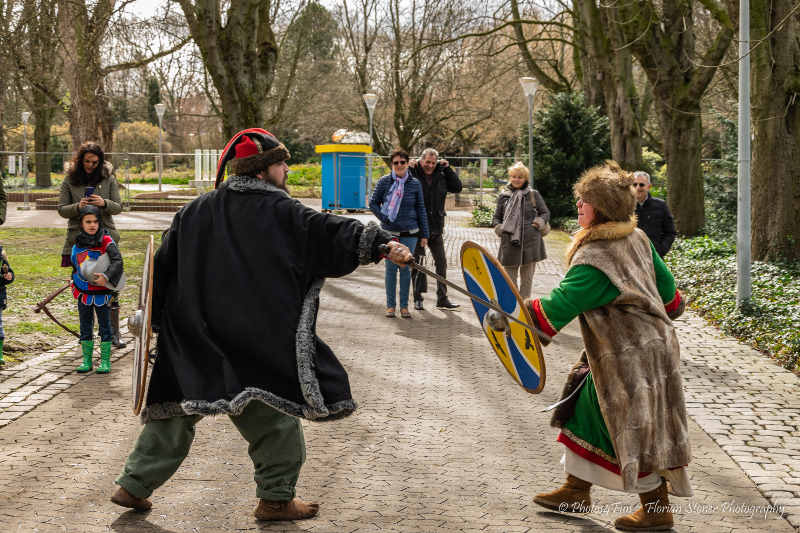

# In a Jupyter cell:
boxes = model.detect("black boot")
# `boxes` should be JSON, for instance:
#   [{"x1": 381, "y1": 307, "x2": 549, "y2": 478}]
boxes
[
  {"x1": 436, "y1": 297, "x2": 460, "y2": 310},
  {"x1": 111, "y1": 306, "x2": 126, "y2": 348}
]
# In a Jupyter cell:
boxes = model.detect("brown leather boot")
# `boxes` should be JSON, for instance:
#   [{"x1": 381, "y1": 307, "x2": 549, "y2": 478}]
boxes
[
  {"x1": 533, "y1": 474, "x2": 592, "y2": 512},
  {"x1": 254, "y1": 496, "x2": 319, "y2": 521},
  {"x1": 110, "y1": 486, "x2": 152, "y2": 511},
  {"x1": 614, "y1": 481, "x2": 674, "y2": 531}
]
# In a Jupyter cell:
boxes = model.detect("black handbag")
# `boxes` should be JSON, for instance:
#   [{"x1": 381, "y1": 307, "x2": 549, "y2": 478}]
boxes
[{"x1": 412, "y1": 248, "x2": 428, "y2": 294}]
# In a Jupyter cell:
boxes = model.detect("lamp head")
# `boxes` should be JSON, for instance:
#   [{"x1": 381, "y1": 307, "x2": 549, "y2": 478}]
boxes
[
  {"x1": 519, "y1": 77, "x2": 538, "y2": 98},
  {"x1": 154, "y1": 103, "x2": 166, "y2": 121},
  {"x1": 21, "y1": 111, "x2": 31, "y2": 124},
  {"x1": 362, "y1": 93, "x2": 378, "y2": 112}
]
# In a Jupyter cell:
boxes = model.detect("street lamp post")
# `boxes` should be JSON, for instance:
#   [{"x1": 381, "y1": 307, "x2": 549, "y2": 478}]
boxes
[
  {"x1": 519, "y1": 77, "x2": 538, "y2": 187},
  {"x1": 154, "y1": 103, "x2": 166, "y2": 192},
  {"x1": 20, "y1": 111, "x2": 31, "y2": 210},
  {"x1": 362, "y1": 93, "x2": 378, "y2": 205}
]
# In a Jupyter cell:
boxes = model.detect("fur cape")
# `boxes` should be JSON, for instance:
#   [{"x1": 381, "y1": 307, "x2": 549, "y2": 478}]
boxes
[
  {"x1": 564, "y1": 218, "x2": 691, "y2": 492},
  {"x1": 142, "y1": 175, "x2": 390, "y2": 424}
]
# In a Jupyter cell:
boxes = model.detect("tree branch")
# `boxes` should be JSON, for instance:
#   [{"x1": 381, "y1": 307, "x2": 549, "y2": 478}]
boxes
[{"x1": 102, "y1": 36, "x2": 191, "y2": 75}]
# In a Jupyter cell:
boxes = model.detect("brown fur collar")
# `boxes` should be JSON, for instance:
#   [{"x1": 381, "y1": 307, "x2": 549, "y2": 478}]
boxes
[{"x1": 566, "y1": 216, "x2": 637, "y2": 265}]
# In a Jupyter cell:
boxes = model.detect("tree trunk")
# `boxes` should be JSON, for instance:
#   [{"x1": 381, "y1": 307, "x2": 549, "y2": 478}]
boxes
[
  {"x1": 0, "y1": 79, "x2": 5, "y2": 155},
  {"x1": 612, "y1": 0, "x2": 736, "y2": 235},
  {"x1": 574, "y1": 0, "x2": 641, "y2": 170},
  {"x1": 657, "y1": 102, "x2": 704, "y2": 234},
  {"x1": 603, "y1": 49, "x2": 642, "y2": 171},
  {"x1": 178, "y1": 0, "x2": 278, "y2": 140},
  {"x1": 33, "y1": 90, "x2": 54, "y2": 187},
  {"x1": 59, "y1": 0, "x2": 116, "y2": 152},
  {"x1": 750, "y1": 0, "x2": 800, "y2": 261}
]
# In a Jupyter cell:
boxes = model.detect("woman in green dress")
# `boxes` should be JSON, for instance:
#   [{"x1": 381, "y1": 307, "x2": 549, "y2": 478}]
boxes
[{"x1": 527, "y1": 161, "x2": 689, "y2": 531}]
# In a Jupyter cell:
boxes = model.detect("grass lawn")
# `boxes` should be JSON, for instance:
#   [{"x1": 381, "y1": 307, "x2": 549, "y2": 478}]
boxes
[{"x1": 0, "y1": 228, "x2": 162, "y2": 364}]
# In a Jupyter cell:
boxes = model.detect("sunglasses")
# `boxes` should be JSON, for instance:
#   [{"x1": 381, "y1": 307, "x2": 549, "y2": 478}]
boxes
[
  {"x1": 392, "y1": 160, "x2": 408, "y2": 166},
  {"x1": 634, "y1": 183, "x2": 648, "y2": 188}
]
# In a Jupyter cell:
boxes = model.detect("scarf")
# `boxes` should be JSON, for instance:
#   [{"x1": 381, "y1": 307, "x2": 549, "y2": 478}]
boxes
[
  {"x1": 380, "y1": 171, "x2": 408, "y2": 223},
  {"x1": 501, "y1": 185, "x2": 530, "y2": 245}
]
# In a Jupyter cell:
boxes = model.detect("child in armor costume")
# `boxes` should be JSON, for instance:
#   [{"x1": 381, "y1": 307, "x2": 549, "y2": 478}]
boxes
[
  {"x1": 70, "y1": 206, "x2": 124, "y2": 374},
  {"x1": 0, "y1": 246, "x2": 15, "y2": 365},
  {"x1": 526, "y1": 161, "x2": 690, "y2": 531}
]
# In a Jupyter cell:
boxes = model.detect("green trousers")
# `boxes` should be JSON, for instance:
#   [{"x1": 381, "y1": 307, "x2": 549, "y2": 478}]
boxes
[{"x1": 116, "y1": 400, "x2": 306, "y2": 501}]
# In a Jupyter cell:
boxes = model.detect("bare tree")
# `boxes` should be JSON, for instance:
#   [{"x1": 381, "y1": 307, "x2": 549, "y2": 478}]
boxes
[
  {"x1": 383, "y1": 0, "x2": 493, "y2": 153},
  {"x1": 571, "y1": 0, "x2": 642, "y2": 170},
  {"x1": 58, "y1": 0, "x2": 189, "y2": 151},
  {"x1": 750, "y1": 0, "x2": 800, "y2": 260},
  {"x1": 337, "y1": 0, "x2": 387, "y2": 151},
  {"x1": 5, "y1": 0, "x2": 64, "y2": 186},
  {"x1": 176, "y1": 0, "x2": 281, "y2": 138},
  {"x1": 611, "y1": 0, "x2": 737, "y2": 235},
  {"x1": 0, "y1": 0, "x2": 20, "y2": 155}
]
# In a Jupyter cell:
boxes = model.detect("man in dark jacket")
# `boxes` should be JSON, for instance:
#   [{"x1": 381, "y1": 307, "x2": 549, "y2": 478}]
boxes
[
  {"x1": 110, "y1": 128, "x2": 412, "y2": 521},
  {"x1": 409, "y1": 148, "x2": 463, "y2": 310},
  {"x1": 633, "y1": 171, "x2": 676, "y2": 257}
]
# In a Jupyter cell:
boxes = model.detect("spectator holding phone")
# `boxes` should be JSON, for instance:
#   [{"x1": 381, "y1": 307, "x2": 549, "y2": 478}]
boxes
[{"x1": 59, "y1": 142, "x2": 125, "y2": 347}]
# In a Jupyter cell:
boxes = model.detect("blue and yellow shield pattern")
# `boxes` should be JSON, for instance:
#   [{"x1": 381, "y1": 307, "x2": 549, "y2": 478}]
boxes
[{"x1": 460, "y1": 241, "x2": 546, "y2": 393}]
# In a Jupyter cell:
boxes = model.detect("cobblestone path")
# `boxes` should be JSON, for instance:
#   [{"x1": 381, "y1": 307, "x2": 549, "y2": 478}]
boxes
[{"x1": 0, "y1": 224, "x2": 796, "y2": 532}]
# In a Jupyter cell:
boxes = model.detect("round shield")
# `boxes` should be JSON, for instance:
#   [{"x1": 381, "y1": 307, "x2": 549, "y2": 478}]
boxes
[
  {"x1": 460, "y1": 241, "x2": 546, "y2": 393},
  {"x1": 131, "y1": 235, "x2": 155, "y2": 414}
]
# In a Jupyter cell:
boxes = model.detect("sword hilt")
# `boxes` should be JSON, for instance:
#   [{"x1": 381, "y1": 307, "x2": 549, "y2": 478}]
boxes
[{"x1": 377, "y1": 243, "x2": 413, "y2": 264}]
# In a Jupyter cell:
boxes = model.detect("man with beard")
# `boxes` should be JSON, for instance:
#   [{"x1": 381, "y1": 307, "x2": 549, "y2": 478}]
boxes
[{"x1": 110, "y1": 128, "x2": 412, "y2": 521}]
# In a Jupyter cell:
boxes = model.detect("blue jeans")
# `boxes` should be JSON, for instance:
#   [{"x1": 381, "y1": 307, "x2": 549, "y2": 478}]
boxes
[
  {"x1": 78, "y1": 301, "x2": 113, "y2": 342},
  {"x1": 385, "y1": 235, "x2": 418, "y2": 308},
  {"x1": 0, "y1": 309, "x2": 4, "y2": 339}
]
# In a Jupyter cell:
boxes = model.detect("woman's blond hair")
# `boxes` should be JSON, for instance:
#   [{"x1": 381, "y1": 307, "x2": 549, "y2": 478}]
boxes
[{"x1": 508, "y1": 161, "x2": 529, "y2": 182}]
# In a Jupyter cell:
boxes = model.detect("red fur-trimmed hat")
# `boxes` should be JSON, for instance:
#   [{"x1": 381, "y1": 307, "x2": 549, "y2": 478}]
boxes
[{"x1": 215, "y1": 128, "x2": 291, "y2": 188}]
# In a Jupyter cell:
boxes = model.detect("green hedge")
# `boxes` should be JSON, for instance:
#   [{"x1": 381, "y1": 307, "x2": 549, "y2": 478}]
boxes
[
  {"x1": 287, "y1": 164, "x2": 322, "y2": 186},
  {"x1": 666, "y1": 236, "x2": 800, "y2": 371},
  {"x1": 471, "y1": 204, "x2": 494, "y2": 227}
]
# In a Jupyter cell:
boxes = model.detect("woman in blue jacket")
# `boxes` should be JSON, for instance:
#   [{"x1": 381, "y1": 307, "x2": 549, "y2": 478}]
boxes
[{"x1": 369, "y1": 149, "x2": 429, "y2": 318}]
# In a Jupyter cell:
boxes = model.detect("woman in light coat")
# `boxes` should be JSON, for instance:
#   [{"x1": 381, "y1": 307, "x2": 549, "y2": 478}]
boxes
[{"x1": 491, "y1": 162, "x2": 549, "y2": 298}]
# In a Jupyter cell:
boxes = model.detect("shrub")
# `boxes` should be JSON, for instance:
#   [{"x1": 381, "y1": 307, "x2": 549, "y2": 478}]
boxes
[
  {"x1": 114, "y1": 121, "x2": 172, "y2": 154},
  {"x1": 287, "y1": 164, "x2": 321, "y2": 186},
  {"x1": 471, "y1": 204, "x2": 494, "y2": 227},
  {"x1": 702, "y1": 161, "x2": 737, "y2": 240},
  {"x1": 522, "y1": 92, "x2": 611, "y2": 220},
  {"x1": 551, "y1": 216, "x2": 580, "y2": 233},
  {"x1": 666, "y1": 236, "x2": 800, "y2": 371},
  {"x1": 640, "y1": 148, "x2": 664, "y2": 179}
]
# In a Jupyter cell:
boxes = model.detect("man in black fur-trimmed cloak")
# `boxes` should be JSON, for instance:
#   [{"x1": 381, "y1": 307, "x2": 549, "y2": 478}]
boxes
[{"x1": 111, "y1": 128, "x2": 411, "y2": 521}]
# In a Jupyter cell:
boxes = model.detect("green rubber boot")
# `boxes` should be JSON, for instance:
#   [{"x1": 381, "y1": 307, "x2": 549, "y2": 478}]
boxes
[
  {"x1": 76, "y1": 340, "x2": 94, "y2": 373},
  {"x1": 0, "y1": 337, "x2": 5, "y2": 366},
  {"x1": 95, "y1": 341, "x2": 112, "y2": 374}
]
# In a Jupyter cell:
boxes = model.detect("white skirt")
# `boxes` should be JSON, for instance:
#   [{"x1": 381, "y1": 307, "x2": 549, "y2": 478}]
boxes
[{"x1": 562, "y1": 448, "x2": 693, "y2": 497}]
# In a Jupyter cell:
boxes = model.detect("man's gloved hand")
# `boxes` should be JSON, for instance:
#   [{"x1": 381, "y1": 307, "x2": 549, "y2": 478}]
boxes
[{"x1": 385, "y1": 241, "x2": 413, "y2": 266}]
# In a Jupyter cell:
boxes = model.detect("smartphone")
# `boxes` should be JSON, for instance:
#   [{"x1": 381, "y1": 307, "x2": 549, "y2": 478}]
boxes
[{"x1": 84, "y1": 186, "x2": 96, "y2": 197}]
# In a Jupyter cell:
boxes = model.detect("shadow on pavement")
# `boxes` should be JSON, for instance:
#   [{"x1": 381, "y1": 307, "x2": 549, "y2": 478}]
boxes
[
  {"x1": 534, "y1": 510, "x2": 614, "y2": 531},
  {"x1": 110, "y1": 510, "x2": 177, "y2": 533}
]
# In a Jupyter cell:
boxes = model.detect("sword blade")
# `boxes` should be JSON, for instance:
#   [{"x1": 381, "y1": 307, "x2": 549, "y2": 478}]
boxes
[{"x1": 407, "y1": 260, "x2": 552, "y2": 343}]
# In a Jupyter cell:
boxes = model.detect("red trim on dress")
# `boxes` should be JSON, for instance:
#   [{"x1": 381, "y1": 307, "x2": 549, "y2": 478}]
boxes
[
  {"x1": 558, "y1": 431, "x2": 625, "y2": 475},
  {"x1": 665, "y1": 289, "x2": 682, "y2": 314},
  {"x1": 530, "y1": 299, "x2": 558, "y2": 338},
  {"x1": 558, "y1": 431, "x2": 686, "y2": 477}
]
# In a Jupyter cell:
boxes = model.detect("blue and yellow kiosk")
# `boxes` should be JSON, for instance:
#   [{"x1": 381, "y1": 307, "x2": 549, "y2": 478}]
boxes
[{"x1": 315, "y1": 144, "x2": 373, "y2": 211}]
